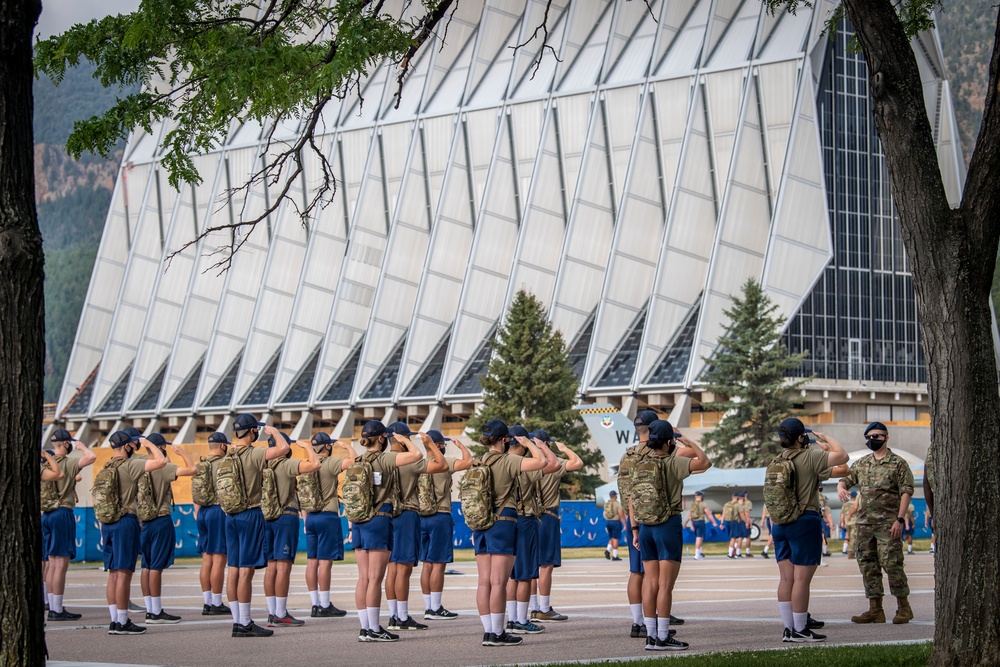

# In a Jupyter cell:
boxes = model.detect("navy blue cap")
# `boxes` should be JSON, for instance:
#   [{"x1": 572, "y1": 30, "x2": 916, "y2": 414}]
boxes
[
  {"x1": 850, "y1": 490, "x2": 858, "y2": 497},
  {"x1": 426, "y1": 429, "x2": 450, "y2": 444},
  {"x1": 361, "y1": 420, "x2": 386, "y2": 438},
  {"x1": 530, "y1": 429, "x2": 551, "y2": 442},
  {"x1": 44, "y1": 449, "x2": 56, "y2": 457},
  {"x1": 609, "y1": 490, "x2": 617, "y2": 497},
  {"x1": 731, "y1": 490, "x2": 740, "y2": 496},
  {"x1": 482, "y1": 419, "x2": 509, "y2": 439},
  {"x1": 778, "y1": 417, "x2": 811, "y2": 439},
  {"x1": 268, "y1": 431, "x2": 292, "y2": 447},
  {"x1": 51, "y1": 428, "x2": 73, "y2": 442},
  {"x1": 124, "y1": 426, "x2": 142, "y2": 438},
  {"x1": 109, "y1": 430, "x2": 138, "y2": 448},
  {"x1": 509, "y1": 425, "x2": 531, "y2": 439},
  {"x1": 147, "y1": 433, "x2": 171, "y2": 447},
  {"x1": 647, "y1": 420, "x2": 676, "y2": 445},
  {"x1": 311, "y1": 432, "x2": 333, "y2": 446},
  {"x1": 865, "y1": 421, "x2": 888, "y2": 436},
  {"x1": 633, "y1": 410, "x2": 658, "y2": 427},
  {"x1": 388, "y1": 421, "x2": 418, "y2": 437},
  {"x1": 695, "y1": 490, "x2": 704, "y2": 497},
  {"x1": 208, "y1": 432, "x2": 230, "y2": 445},
  {"x1": 233, "y1": 413, "x2": 265, "y2": 433}
]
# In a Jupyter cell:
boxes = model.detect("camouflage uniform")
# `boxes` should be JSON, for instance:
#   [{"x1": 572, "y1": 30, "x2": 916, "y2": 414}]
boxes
[
  {"x1": 841, "y1": 450, "x2": 915, "y2": 599},
  {"x1": 843, "y1": 498, "x2": 859, "y2": 556}
]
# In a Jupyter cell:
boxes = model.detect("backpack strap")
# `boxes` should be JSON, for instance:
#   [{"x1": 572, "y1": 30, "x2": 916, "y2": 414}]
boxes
[
  {"x1": 481, "y1": 452, "x2": 518, "y2": 516},
  {"x1": 781, "y1": 448, "x2": 807, "y2": 512}
]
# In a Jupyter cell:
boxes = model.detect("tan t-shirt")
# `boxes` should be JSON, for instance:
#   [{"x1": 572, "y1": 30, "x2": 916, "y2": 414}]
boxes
[
  {"x1": 487, "y1": 452, "x2": 524, "y2": 511},
  {"x1": 742, "y1": 498, "x2": 753, "y2": 520},
  {"x1": 232, "y1": 445, "x2": 268, "y2": 507},
  {"x1": 269, "y1": 457, "x2": 302, "y2": 511},
  {"x1": 789, "y1": 448, "x2": 832, "y2": 513},
  {"x1": 515, "y1": 469, "x2": 543, "y2": 517},
  {"x1": 147, "y1": 462, "x2": 179, "y2": 518},
  {"x1": 115, "y1": 455, "x2": 151, "y2": 514},
  {"x1": 427, "y1": 458, "x2": 457, "y2": 514},
  {"x1": 538, "y1": 459, "x2": 567, "y2": 510},
  {"x1": 399, "y1": 457, "x2": 430, "y2": 512},
  {"x1": 51, "y1": 456, "x2": 81, "y2": 509},
  {"x1": 317, "y1": 455, "x2": 347, "y2": 513},
  {"x1": 688, "y1": 500, "x2": 706, "y2": 521},
  {"x1": 604, "y1": 499, "x2": 623, "y2": 521},
  {"x1": 652, "y1": 454, "x2": 693, "y2": 516}
]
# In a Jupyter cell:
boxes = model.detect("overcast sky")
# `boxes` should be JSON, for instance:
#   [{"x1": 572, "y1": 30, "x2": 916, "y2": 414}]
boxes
[{"x1": 36, "y1": 0, "x2": 140, "y2": 39}]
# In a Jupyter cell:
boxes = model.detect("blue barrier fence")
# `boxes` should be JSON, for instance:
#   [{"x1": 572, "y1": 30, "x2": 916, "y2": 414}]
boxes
[{"x1": 68, "y1": 499, "x2": 932, "y2": 562}]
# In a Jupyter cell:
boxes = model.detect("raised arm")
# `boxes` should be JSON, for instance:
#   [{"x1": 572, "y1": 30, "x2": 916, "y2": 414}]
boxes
[
  {"x1": 392, "y1": 433, "x2": 422, "y2": 466},
  {"x1": 539, "y1": 440, "x2": 561, "y2": 474},
  {"x1": 420, "y1": 432, "x2": 449, "y2": 473},
  {"x1": 296, "y1": 440, "x2": 322, "y2": 474},
  {"x1": 453, "y1": 438, "x2": 473, "y2": 472},
  {"x1": 263, "y1": 425, "x2": 291, "y2": 461},
  {"x1": 40, "y1": 450, "x2": 64, "y2": 481},
  {"x1": 812, "y1": 431, "x2": 849, "y2": 468},
  {"x1": 74, "y1": 440, "x2": 97, "y2": 469},
  {"x1": 555, "y1": 441, "x2": 584, "y2": 472},
  {"x1": 518, "y1": 437, "x2": 546, "y2": 472},
  {"x1": 170, "y1": 444, "x2": 198, "y2": 476},
  {"x1": 680, "y1": 437, "x2": 712, "y2": 473},
  {"x1": 140, "y1": 439, "x2": 168, "y2": 472}
]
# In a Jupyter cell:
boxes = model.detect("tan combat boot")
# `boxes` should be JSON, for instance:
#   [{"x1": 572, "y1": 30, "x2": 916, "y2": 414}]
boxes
[
  {"x1": 892, "y1": 597, "x2": 913, "y2": 624},
  {"x1": 851, "y1": 597, "x2": 886, "y2": 623}
]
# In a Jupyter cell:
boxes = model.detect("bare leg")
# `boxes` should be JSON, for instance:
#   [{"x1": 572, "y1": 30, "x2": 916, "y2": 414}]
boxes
[
  {"x1": 627, "y1": 571, "x2": 644, "y2": 605},
  {"x1": 264, "y1": 561, "x2": 277, "y2": 597},
  {"x1": 791, "y1": 564, "x2": 818, "y2": 613},
  {"x1": 210, "y1": 554, "x2": 226, "y2": 594},
  {"x1": 355, "y1": 549, "x2": 370, "y2": 610},
  {"x1": 306, "y1": 558, "x2": 318, "y2": 592},
  {"x1": 393, "y1": 563, "x2": 414, "y2": 603},
  {"x1": 49, "y1": 556, "x2": 69, "y2": 596},
  {"x1": 236, "y1": 567, "x2": 254, "y2": 603},
  {"x1": 365, "y1": 550, "x2": 390, "y2": 608},
  {"x1": 199, "y1": 554, "x2": 212, "y2": 594},
  {"x1": 656, "y1": 560, "x2": 681, "y2": 618},
  {"x1": 476, "y1": 553, "x2": 492, "y2": 615},
  {"x1": 538, "y1": 564, "x2": 553, "y2": 597},
  {"x1": 489, "y1": 555, "x2": 515, "y2": 614},
  {"x1": 148, "y1": 569, "x2": 162, "y2": 598},
  {"x1": 641, "y1": 560, "x2": 660, "y2": 618}
]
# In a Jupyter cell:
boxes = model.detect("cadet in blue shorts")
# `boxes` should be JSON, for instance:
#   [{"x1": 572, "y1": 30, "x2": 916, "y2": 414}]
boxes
[
  {"x1": 196, "y1": 432, "x2": 231, "y2": 615},
  {"x1": 603, "y1": 491, "x2": 625, "y2": 561},
  {"x1": 304, "y1": 432, "x2": 351, "y2": 618}
]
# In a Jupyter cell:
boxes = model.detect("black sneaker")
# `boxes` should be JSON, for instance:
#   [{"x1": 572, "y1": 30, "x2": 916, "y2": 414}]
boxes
[
  {"x1": 234, "y1": 621, "x2": 274, "y2": 637},
  {"x1": 314, "y1": 604, "x2": 348, "y2": 618},
  {"x1": 727, "y1": 554, "x2": 735, "y2": 559},
  {"x1": 115, "y1": 619, "x2": 147, "y2": 635},
  {"x1": 761, "y1": 551, "x2": 770, "y2": 559},
  {"x1": 266, "y1": 614, "x2": 277, "y2": 627},
  {"x1": 506, "y1": 620, "x2": 517, "y2": 633},
  {"x1": 397, "y1": 616, "x2": 428, "y2": 630},
  {"x1": 611, "y1": 556, "x2": 622, "y2": 561},
  {"x1": 203, "y1": 604, "x2": 215, "y2": 615},
  {"x1": 128, "y1": 601, "x2": 144, "y2": 612},
  {"x1": 145, "y1": 610, "x2": 181, "y2": 624},
  {"x1": 358, "y1": 628, "x2": 370, "y2": 642},
  {"x1": 669, "y1": 614, "x2": 684, "y2": 625},
  {"x1": 645, "y1": 635, "x2": 689, "y2": 651},
  {"x1": 387, "y1": 615, "x2": 401, "y2": 630},
  {"x1": 204, "y1": 603, "x2": 231, "y2": 616},
  {"x1": 232, "y1": 623, "x2": 244, "y2": 637},
  {"x1": 269, "y1": 612, "x2": 305, "y2": 627},
  {"x1": 488, "y1": 631, "x2": 523, "y2": 646},
  {"x1": 604, "y1": 549, "x2": 611, "y2": 559},
  {"x1": 424, "y1": 606, "x2": 458, "y2": 620},
  {"x1": 47, "y1": 609, "x2": 82, "y2": 621},
  {"x1": 367, "y1": 626, "x2": 399, "y2": 642},
  {"x1": 806, "y1": 614, "x2": 825, "y2": 630},
  {"x1": 630, "y1": 623, "x2": 647, "y2": 638},
  {"x1": 482, "y1": 632, "x2": 495, "y2": 646},
  {"x1": 108, "y1": 621, "x2": 119, "y2": 635},
  {"x1": 787, "y1": 627, "x2": 826, "y2": 643}
]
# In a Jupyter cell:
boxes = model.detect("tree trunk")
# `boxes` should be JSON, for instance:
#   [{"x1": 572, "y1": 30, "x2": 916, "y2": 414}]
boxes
[
  {"x1": 0, "y1": 0, "x2": 46, "y2": 664},
  {"x1": 843, "y1": 2, "x2": 1000, "y2": 664}
]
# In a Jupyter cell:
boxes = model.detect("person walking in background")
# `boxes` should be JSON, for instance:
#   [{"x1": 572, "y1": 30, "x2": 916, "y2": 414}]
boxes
[
  {"x1": 722, "y1": 492, "x2": 741, "y2": 559},
  {"x1": 684, "y1": 491, "x2": 717, "y2": 561},
  {"x1": 603, "y1": 490, "x2": 625, "y2": 561}
]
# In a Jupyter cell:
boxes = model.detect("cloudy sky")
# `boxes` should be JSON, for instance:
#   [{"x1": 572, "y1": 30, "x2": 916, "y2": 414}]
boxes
[{"x1": 36, "y1": 0, "x2": 140, "y2": 39}]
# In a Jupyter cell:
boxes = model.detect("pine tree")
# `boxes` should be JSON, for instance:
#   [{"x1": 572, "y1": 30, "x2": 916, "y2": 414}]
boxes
[
  {"x1": 701, "y1": 278, "x2": 810, "y2": 468},
  {"x1": 467, "y1": 290, "x2": 604, "y2": 497}
]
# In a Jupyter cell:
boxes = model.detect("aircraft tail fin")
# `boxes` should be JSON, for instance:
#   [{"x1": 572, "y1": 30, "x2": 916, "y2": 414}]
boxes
[{"x1": 575, "y1": 404, "x2": 639, "y2": 472}]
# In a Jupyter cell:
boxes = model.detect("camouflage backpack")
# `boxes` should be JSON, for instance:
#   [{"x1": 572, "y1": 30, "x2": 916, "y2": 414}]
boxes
[
  {"x1": 136, "y1": 472, "x2": 160, "y2": 522},
  {"x1": 93, "y1": 457, "x2": 129, "y2": 524},
  {"x1": 617, "y1": 445, "x2": 649, "y2": 506},
  {"x1": 763, "y1": 449, "x2": 805, "y2": 525},
  {"x1": 191, "y1": 455, "x2": 222, "y2": 507},
  {"x1": 458, "y1": 452, "x2": 507, "y2": 531},
  {"x1": 342, "y1": 452, "x2": 380, "y2": 523},
  {"x1": 296, "y1": 469, "x2": 323, "y2": 513},
  {"x1": 417, "y1": 474, "x2": 439, "y2": 517},
  {"x1": 631, "y1": 457, "x2": 671, "y2": 526},
  {"x1": 40, "y1": 455, "x2": 65, "y2": 512},
  {"x1": 215, "y1": 448, "x2": 250, "y2": 515},
  {"x1": 260, "y1": 459, "x2": 288, "y2": 521}
]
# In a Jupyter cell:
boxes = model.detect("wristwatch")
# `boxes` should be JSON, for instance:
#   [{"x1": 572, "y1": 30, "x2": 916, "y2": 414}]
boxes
[{"x1": 896, "y1": 517, "x2": 905, "y2": 524}]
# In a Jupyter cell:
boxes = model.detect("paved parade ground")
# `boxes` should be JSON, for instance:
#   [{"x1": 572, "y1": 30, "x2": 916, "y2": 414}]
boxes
[{"x1": 48, "y1": 551, "x2": 935, "y2": 667}]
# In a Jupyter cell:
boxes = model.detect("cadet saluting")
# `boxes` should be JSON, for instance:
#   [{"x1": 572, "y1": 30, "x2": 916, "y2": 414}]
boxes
[{"x1": 837, "y1": 421, "x2": 915, "y2": 624}]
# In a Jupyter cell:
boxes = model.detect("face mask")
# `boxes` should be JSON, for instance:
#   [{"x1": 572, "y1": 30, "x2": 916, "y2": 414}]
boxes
[
  {"x1": 124, "y1": 445, "x2": 135, "y2": 458},
  {"x1": 865, "y1": 436, "x2": 885, "y2": 451}
]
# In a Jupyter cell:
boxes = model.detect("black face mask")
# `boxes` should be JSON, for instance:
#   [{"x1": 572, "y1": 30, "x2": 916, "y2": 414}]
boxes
[
  {"x1": 124, "y1": 444, "x2": 135, "y2": 458},
  {"x1": 865, "y1": 436, "x2": 885, "y2": 451}
]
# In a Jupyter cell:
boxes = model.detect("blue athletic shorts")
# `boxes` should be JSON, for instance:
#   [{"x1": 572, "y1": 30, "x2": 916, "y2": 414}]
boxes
[
  {"x1": 538, "y1": 510, "x2": 561, "y2": 567},
  {"x1": 902, "y1": 527, "x2": 914, "y2": 538},
  {"x1": 197, "y1": 504, "x2": 227, "y2": 555},
  {"x1": 354, "y1": 504, "x2": 393, "y2": 551},
  {"x1": 823, "y1": 522, "x2": 832, "y2": 539},
  {"x1": 140, "y1": 515, "x2": 176, "y2": 571},
  {"x1": 624, "y1": 516, "x2": 644, "y2": 574},
  {"x1": 225, "y1": 507, "x2": 267, "y2": 568},
  {"x1": 419, "y1": 512, "x2": 454, "y2": 564},
  {"x1": 511, "y1": 515, "x2": 540, "y2": 581},
  {"x1": 605, "y1": 519, "x2": 623, "y2": 541},
  {"x1": 692, "y1": 519, "x2": 706, "y2": 540},
  {"x1": 306, "y1": 512, "x2": 344, "y2": 561},
  {"x1": 639, "y1": 514, "x2": 683, "y2": 563},
  {"x1": 772, "y1": 511, "x2": 822, "y2": 566},
  {"x1": 265, "y1": 512, "x2": 300, "y2": 562},
  {"x1": 42, "y1": 507, "x2": 76, "y2": 559},
  {"x1": 727, "y1": 522, "x2": 742, "y2": 539},
  {"x1": 473, "y1": 507, "x2": 518, "y2": 556},
  {"x1": 101, "y1": 513, "x2": 141, "y2": 572},
  {"x1": 390, "y1": 509, "x2": 421, "y2": 565}
]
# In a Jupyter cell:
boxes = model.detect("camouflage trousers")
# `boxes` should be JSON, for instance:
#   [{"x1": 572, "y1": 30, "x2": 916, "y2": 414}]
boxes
[{"x1": 854, "y1": 523, "x2": 909, "y2": 598}]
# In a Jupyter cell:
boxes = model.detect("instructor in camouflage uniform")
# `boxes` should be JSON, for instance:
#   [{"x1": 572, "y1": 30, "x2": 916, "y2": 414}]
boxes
[{"x1": 836, "y1": 421, "x2": 915, "y2": 624}]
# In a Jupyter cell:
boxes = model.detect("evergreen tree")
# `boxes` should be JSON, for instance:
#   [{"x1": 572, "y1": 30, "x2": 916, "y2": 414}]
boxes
[
  {"x1": 467, "y1": 290, "x2": 603, "y2": 497},
  {"x1": 701, "y1": 278, "x2": 810, "y2": 468}
]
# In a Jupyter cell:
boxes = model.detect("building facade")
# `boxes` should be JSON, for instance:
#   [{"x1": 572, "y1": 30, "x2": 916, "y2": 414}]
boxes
[{"x1": 55, "y1": 0, "x2": 965, "y2": 445}]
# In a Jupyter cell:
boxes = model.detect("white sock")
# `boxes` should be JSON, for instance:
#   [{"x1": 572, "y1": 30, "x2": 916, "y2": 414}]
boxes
[
  {"x1": 265, "y1": 596, "x2": 276, "y2": 615},
  {"x1": 606, "y1": 542, "x2": 612, "y2": 550},
  {"x1": 117, "y1": 609, "x2": 128, "y2": 625},
  {"x1": 745, "y1": 548, "x2": 751, "y2": 555},
  {"x1": 506, "y1": 600, "x2": 517, "y2": 623},
  {"x1": 51, "y1": 594, "x2": 64, "y2": 613},
  {"x1": 150, "y1": 597, "x2": 162, "y2": 615},
  {"x1": 387, "y1": 599, "x2": 398, "y2": 617},
  {"x1": 229, "y1": 602, "x2": 239, "y2": 624},
  {"x1": 644, "y1": 616, "x2": 656, "y2": 639},
  {"x1": 539, "y1": 595, "x2": 550, "y2": 612},
  {"x1": 309, "y1": 590, "x2": 319, "y2": 606},
  {"x1": 212, "y1": 593, "x2": 223, "y2": 606},
  {"x1": 480, "y1": 614, "x2": 492, "y2": 632},
  {"x1": 276, "y1": 597, "x2": 287, "y2": 617},
  {"x1": 358, "y1": 609, "x2": 370, "y2": 630},
  {"x1": 399, "y1": 600, "x2": 409, "y2": 621},
  {"x1": 529, "y1": 594, "x2": 538, "y2": 612},
  {"x1": 842, "y1": 543, "x2": 848, "y2": 553},
  {"x1": 729, "y1": 546, "x2": 735, "y2": 557},
  {"x1": 696, "y1": 547, "x2": 703, "y2": 556},
  {"x1": 367, "y1": 607, "x2": 380, "y2": 630},
  {"x1": 144, "y1": 595, "x2": 153, "y2": 613},
  {"x1": 423, "y1": 594, "x2": 432, "y2": 610},
  {"x1": 319, "y1": 590, "x2": 331, "y2": 608},
  {"x1": 491, "y1": 612, "x2": 505, "y2": 635},
  {"x1": 778, "y1": 601, "x2": 793, "y2": 630},
  {"x1": 203, "y1": 591, "x2": 212, "y2": 604},
  {"x1": 238, "y1": 602, "x2": 251, "y2": 626},
  {"x1": 108, "y1": 604, "x2": 118, "y2": 622},
  {"x1": 630, "y1": 603, "x2": 643, "y2": 624},
  {"x1": 612, "y1": 549, "x2": 618, "y2": 558},
  {"x1": 793, "y1": 611, "x2": 808, "y2": 633},
  {"x1": 431, "y1": 591, "x2": 442, "y2": 610},
  {"x1": 657, "y1": 616, "x2": 670, "y2": 641},
  {"x1": 517, "y1": 601, "x2": 529, "y2": 624},
  {"x1": 763, "y1": 545, "x2": 769, "y2": 554}
]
